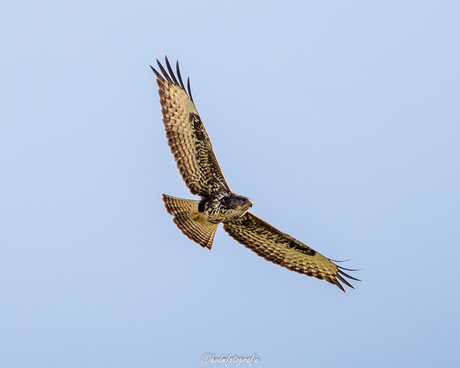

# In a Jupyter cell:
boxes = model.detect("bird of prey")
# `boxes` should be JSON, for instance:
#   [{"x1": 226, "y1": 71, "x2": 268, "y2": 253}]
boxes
[{"x1": 151, "y1": 57, "x2": 359, "y2": 291}]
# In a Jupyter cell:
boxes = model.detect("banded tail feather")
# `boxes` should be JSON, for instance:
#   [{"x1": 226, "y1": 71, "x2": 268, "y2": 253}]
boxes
[{"x1": 161, "y1": 194, "x2": 218, "y2": 250}]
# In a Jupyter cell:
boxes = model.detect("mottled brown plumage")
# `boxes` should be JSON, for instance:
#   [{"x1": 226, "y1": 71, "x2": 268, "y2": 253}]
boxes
[
  {"x1": 152, "y1": 60, "x2": 229, "y2": 197},
  {"x1": 152, "y1": 57, "x2": 359, "y2": 292},
  {"x1": 222, "y1": 213, "x2": 357, "y2": 291}
]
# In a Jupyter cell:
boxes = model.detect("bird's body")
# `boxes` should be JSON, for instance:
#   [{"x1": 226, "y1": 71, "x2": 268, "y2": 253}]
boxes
[{"x1": 152, "y1": 57, "x2": 359, "y2": 291}]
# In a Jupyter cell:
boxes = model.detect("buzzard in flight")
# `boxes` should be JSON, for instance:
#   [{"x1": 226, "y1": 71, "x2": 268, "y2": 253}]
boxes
[{"x1": 151, "y1": 57, "x2": 359, "y2": 291}]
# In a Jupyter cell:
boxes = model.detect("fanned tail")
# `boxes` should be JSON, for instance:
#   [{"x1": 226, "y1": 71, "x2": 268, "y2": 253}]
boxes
[{"x1": 162, "y1": 194, "x2": 218, "y2": 250}]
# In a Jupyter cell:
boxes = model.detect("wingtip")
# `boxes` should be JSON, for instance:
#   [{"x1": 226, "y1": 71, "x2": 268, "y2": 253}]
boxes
[
  {"x1": 153, "y1": 57, "x2": 193, "y2": 101},
  {"x1": 331, "y1": 265, "x2": 361, "y2": 292}
]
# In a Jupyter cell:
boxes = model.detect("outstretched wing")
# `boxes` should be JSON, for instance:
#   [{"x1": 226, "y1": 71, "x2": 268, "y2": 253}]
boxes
[
  {"x1": 151, "y1": 57, "x2": 230, "y2": 197},
  {"x1": 223, "y1": 212, "x2": 359, "y2": 291}
]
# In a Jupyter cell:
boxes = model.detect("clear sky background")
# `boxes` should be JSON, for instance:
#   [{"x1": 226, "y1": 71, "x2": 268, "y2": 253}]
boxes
[{"x1": 1, "y1": 1, "x2": 459, "y2": 367}]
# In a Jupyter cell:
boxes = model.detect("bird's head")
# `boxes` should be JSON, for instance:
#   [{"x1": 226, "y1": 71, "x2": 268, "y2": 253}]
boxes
[
  {"x1": 232, "y1": 195, "x2": 253, "y2": 217},
  {"x1": 237, "y1": 195, "x2": 253, "y2": 210},
  {"x1": 221, "y1": 194, "x2": 253, "y2": 217}
]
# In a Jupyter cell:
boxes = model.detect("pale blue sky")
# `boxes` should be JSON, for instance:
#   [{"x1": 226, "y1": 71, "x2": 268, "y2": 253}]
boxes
[{"x1": 1, "y1": 1, "x2": 459, "y2": 367}]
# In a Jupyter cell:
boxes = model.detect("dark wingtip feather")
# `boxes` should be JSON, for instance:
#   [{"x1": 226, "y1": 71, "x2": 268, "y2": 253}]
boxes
[
  {"x1": 150, "y1": 65, "x2": 164, "y2": 81},
  {"x1": 165, "y1": 56, "x2": 179, "y2": 85},
  {"x1": 338, "y1": 266, "x2": 362, "y2": 272},
  {"x1": 176, "y1": 61, "x2": 186, "y2": 91},
  {"x1": 338, "y1": 267, "x2": 361, "y2": 282},
  {"x1": 336, "y1": 272, "x2": 355, "y2": 290},
  {"x1": 156, "y1": 58, "x2": 172, "y2": 84},
  {"x1": 187, "y1": 77, "x2": 194, "y2": 102},
  {"x1": 333, "y1": 278, "x2": 346, "y2": 292}
]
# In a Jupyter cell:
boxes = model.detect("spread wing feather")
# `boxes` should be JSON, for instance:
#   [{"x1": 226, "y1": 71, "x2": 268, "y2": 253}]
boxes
[
  {"x1": 222, "y1": 212, "x2": 359, "y2": 291},
  {"x1": 151, "y1": 57, "x2": 230, "y2": 197}
]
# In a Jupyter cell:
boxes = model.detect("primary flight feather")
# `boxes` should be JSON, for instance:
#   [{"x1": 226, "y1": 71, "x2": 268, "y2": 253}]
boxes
[{"x1": 151, "y1": 57, "x2": 359, "y2": 291}]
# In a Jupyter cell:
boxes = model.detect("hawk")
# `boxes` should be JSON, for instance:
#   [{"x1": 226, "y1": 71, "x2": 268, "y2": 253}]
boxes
[{"x1": 151, "y1": 57, "x2": 359, "y2": 291}]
